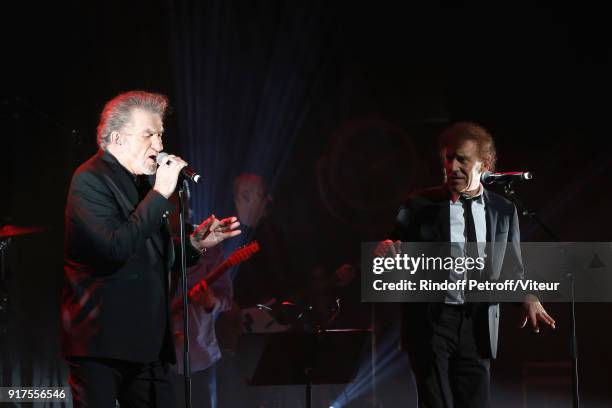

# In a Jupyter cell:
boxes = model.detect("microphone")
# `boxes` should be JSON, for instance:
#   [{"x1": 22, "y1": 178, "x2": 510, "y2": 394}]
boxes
[
  {"x1": 156, "y1": 152, "x2": 202, "y2": 183},
  {"x1": 481, "y1": 171, "x2": 533, "y2": 184}
]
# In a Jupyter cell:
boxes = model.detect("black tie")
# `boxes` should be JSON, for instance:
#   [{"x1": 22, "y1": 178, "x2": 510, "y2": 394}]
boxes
[
  {"x1": 460, "y1": 195, "x2": 478, "y2": 244},
  {"x1": 460, "y1": 195, "x2": 482, "y2": 282}
]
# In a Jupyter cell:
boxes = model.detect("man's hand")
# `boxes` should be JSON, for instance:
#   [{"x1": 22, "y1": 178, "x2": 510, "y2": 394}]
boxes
[
  {"x1": 189, "y1": 280, "x2": 216, "y2": 312},
  {"x1": 519, "y1": 294, "x2": 556, "y2": 333},
  {"x1": 153, "y1": 154, "x2": 187, "y2": 198},
  {"x1": 374, "y1": 239, "x2": 401, "y2": 257},
  {"x1": 190, "y1": 215, "x2": 241, "y2": 250}
]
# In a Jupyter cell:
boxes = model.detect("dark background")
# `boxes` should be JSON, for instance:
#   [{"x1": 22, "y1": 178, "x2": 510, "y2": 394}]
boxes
[{"x1": 1, "y1": 1, "x2": 611, "y2": 407}]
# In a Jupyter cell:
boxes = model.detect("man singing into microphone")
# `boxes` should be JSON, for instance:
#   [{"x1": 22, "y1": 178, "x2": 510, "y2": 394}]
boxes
[
  {"x1": 61, "y1": 90, "x2": 241, "y2": 407},
  {"x1": 377, "y1": 121, "x2": 555, "y2": 407}
]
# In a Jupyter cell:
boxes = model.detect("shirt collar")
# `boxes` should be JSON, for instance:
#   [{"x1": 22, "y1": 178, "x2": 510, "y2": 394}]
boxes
[{"x1": 450, "y1": 183, "x2": 485, "y2": 204}]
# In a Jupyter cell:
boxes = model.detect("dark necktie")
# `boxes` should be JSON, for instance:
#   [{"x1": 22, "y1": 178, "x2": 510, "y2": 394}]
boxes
[
  {"x1": 460, "y1": 195, "x2": 478, "y2": 244},
  {"x1": 460, "y1": 195, "x2": 482, "y2": 282}
]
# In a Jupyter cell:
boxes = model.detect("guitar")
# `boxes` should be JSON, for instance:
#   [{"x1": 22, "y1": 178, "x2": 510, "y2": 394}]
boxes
[{"x1": 172, "y1": 241, "x2": 260, "y2": 314}]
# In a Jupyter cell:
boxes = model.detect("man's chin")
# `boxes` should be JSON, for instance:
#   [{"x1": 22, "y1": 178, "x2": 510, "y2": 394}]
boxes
[
  {"x1": 446, "y1": 180, "x2": 466, "y2": 194},
  {"x1": 142, "y1": 166, "x2": 157, "y2": 176}
]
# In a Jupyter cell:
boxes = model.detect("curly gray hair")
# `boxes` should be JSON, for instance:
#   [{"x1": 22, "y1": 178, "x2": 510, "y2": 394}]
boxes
[{"x1": 97, "y1": 91, "x2": 169, "y2": 150}]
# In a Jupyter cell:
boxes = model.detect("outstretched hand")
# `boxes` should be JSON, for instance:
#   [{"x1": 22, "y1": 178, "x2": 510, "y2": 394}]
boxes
[
  {"x1": 190, "y1": 215, "x2": 241, "y2": 250},
  {"x1": 373, "y1": 239, "x2": 401, "y2": 257},
  {"x1": 519, "y1": 294, "x2": 556, "y2": 333}
]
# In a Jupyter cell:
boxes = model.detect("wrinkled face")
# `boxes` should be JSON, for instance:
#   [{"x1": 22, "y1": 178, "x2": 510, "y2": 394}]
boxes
[
  {"x1": 116, "y1": 108, "x2": 164, "y2": 175},
  {"x1": 442, "y1": 139, "x2": 487, "y2": 194}
]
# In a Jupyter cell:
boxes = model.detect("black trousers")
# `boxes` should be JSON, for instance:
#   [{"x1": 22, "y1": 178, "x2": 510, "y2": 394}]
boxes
[
  {"x1": 170, "y1": 366, "x2": 213, "y2": 408},
  {"x1": 66, "y1": 357, "x2": 175, "y2": 408},
  {"x1": 407, "y1": 304, "x2": 491, "y2": 408}
]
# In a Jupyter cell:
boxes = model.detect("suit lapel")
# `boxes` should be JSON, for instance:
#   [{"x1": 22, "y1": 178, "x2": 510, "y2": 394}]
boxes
[
  {"x1": 101, "y1": 152, "x2": 139, "y2": 211},
  {"x1": 433, "y1": 186, "x2": 451, "y2": 242},
  {"x1": 438, "y1": 200, "x2": 451, "y2": 242},
  {"x1": 483, "y1": 189, "x2": 499, "y2": 280},
  {"x1": 483, "y1": 190, "x2": 498, "y2": 242},
  {"x1": 142, "y1": 175, "x2": 165, "y2": 258},
  {"x1": 101, "y1": 152, "x2": 166, "y2": 258}
]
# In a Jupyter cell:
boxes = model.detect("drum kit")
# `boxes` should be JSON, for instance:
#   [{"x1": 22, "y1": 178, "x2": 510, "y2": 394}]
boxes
[{"x1": 0, "y1": 221, "x2": 47, "y2": 334}]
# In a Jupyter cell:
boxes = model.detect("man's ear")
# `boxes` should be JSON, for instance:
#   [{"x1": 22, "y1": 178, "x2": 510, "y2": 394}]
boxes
[
  {"x1": 482, "y1": 162, "x2": 491, "y2": 173},
  {"x1": 479, "y1": 158, "x2": 491, "y2": 174},
  {"x1": 110, "y1": 131, "x2": 122, "y2": 146}
]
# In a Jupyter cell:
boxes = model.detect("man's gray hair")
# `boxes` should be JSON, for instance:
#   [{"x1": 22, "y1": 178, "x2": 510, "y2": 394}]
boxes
[{"x1": 97, "y1": 91, "x2": 169, "y2": 150}]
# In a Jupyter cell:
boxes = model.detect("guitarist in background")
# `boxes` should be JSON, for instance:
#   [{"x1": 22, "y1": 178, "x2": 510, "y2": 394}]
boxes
[
  {"x1": 168, "y1": 185, "x2": 236, "y2": 408},
  {"x1": 217, "y1": 173, "x2": 297, "y2": 407}
]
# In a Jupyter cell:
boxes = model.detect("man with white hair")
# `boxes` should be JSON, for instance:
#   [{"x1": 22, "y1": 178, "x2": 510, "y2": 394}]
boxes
[{"x1": 62, "y1": 91, "x2": 240, "y2": 407}]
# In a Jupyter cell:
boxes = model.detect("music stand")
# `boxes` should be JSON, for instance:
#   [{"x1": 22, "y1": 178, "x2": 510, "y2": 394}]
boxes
[{"x1": 238, "y1": 329, "x2": 370, "y2": 408}]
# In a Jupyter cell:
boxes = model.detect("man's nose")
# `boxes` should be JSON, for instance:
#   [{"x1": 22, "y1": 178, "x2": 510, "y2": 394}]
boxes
[{"x1": 152, "y1": 135, "x2": 163, "y2": 152}]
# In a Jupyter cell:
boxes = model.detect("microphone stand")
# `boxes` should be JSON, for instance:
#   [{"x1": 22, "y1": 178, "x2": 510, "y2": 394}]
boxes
[
  {"x1": 501, "y1": 180, "x2": 579, "y2": 408},
  {"x1": 0, "y1": 239, "x2": 10, "y2": 336},
  {"x1": 177, "y1": 182, "x2": 192, "y2": 408}
]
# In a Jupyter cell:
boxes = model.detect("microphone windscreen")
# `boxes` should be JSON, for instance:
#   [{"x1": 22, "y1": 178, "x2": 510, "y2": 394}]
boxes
[
  {"x1": 155, "y1": 152, "x2": 169, "y2": 165},
  {"x1": 480, "y1": 171, "x2": 493, "y2": 183}
]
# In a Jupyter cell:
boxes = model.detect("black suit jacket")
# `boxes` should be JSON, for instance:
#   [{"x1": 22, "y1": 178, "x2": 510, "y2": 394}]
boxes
[
  {"x1": 62, "y1": 150, "x2": 196, "y2": 364},
  {"x1": 394, "y1": 185, "x2": 524, "y2": 358}
]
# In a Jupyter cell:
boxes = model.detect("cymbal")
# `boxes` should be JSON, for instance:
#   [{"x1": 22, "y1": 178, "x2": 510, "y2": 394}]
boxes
[{"x1": 0, "y1": 225, "x2": 46, "y2": 239}]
